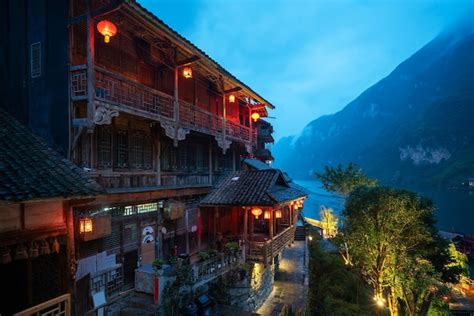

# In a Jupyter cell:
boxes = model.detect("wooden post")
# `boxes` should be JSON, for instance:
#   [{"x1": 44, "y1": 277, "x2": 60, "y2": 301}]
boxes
[
  {"x1": 65, "y1": 202, "x2": 77, "y2": 302},
  {"x1": 232, "y1": 149, "x2": 236, "y2": 172},
  {"x1": 269, "y1": 208, "x2": 274, "y2": 265},
  {"x1": 197, "y1": 208, "x2": 202, "y2": 251},
  {"x1": 242, "y1": 207, "x2": 248, "y2": 261},
  {"x1": 86, "y1": 0, "x2": 95, "y2": 122},
  {"x1": 221, "y1": 79, "x2": 227, "y2": 154},
  {"x1": 173, "y1": 56, "x2": 179, "y2": 146},
  {"x1": 208, "y1": 141, "x2": 213, "y2": 185},
  {"x1": 213, "y1": 207, "x2": 218, "y2": 240},
  {"x1": 185, "y1": 209, "x2": 189, "y2": 254}
]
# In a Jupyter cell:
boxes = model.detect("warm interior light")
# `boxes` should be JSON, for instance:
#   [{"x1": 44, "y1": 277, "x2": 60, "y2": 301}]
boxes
[
  {"x1": 97, "y1": 20, "x2": 117, "y2": 43},
  {"x1": 251, "y1": 112, "x2": 260, "y2": 122},
  {"x1": 228, "y1": 94, "x2": 236, "y2": 103},
  {"x1": 251, "y1": 208, "x2": 263, "y2": 219},
  {"x1": 264, "y1": 210, "x2": 271, "y2": 219},
  {"x1": 80, "y1": 218, "x2": 93, "y2": 233},
  {"x1": 182, "y1": 66, "x2": 193, "y2": 79},
  {"x1": 275, "y1": 210, "x2": 282, "y2": 219}
]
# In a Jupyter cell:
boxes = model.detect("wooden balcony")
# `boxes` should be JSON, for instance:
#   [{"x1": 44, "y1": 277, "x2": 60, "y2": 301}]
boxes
[
  {"x1": 14, "y1": 294, "x2": 71, "y2": 316},
  {"x1": 70, "y1": 66, "x2": 253, "y2": 147},
  {"x1": 191, "y1": 252, "x2": 241, "y2": 288},
  {"x1": 248, "y1": 225, "x2": 296, "y2": 265}
]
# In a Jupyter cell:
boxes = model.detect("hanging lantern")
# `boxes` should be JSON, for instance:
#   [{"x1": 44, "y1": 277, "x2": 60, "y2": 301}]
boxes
[
  {"x1": 97, "y1": 20, "x2": 117, "y2": 43},
  {"x1": 14, "y1": 244, "x2": 28, "y2": 260},
  {"x1": 80, "y1": 217, "x2": 93, "y2": 234},
  {"x1": 182, "y1": 66, "x2": 193, "y2": 79},
  {"x1": 251, "y1": 208, "x2": 262, "y2": 219},
  {"x1": 40, "y1": 240, "x2": 51, "y2": 255},
  {"x1": 251, "y1": 112, "x2": 260, "y2": 122},
  {"x1": 28, "y1": 241, "x2": 39, "y2": 258},
  {"x1": 52, "y1": 238, "x2": 60, "y2": 254},
  {"x1": 275, "y1": 210, "x2": 282, "y2": 219},
  {"x1": 0, "y1": 247, "x2": 12, "y2": 264},
  {"x1": 228, "y1": 94, "x2": 236, "y2": 103},
  {"x1": 263, "y1": 210, "x2": 271, "y2": 219}
]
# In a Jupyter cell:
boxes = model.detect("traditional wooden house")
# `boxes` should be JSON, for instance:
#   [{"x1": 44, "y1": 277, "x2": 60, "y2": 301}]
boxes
[
  {"x1": 0, "y1": 108, "x2": 103, "y2": 315},
  {"x1": 1, "y1": 0, "x2": 280, "y2": 313},
  {"x1": 199, "y1": 169, "x2": 307, "y2": 266}
]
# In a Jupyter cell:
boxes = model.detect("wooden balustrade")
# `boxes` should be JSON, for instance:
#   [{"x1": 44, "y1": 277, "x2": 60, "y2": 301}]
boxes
[
  {"x1": 14, "y1": 294, "x2": 71, "y2": 316},
  {"x1": 90, "y1": 264, "x2": 124, "y2": 299},
  {"x1": 248, "y1": 225, "x2": 296, "y2": 265},
  {"x1": 70, "y1": 65, "x2": 253, "y2": 147},
  {"x1": 191, "y1": 252, "x2": 240, "y2": 286}
]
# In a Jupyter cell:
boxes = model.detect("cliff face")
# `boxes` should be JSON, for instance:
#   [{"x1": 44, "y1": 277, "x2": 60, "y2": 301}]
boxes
[{"x1": 273, "y1": 20, "x2": 474, "y2": 188}]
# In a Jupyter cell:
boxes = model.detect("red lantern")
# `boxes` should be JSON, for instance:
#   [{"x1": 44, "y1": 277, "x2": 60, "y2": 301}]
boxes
[
  {"x1": 80, "y1": 218, "x2": 93, "y2": 233},
  {"x1": 182, "y1": 66, "x2": 193, "y2": 79},
  {"x1": 251, "y1": 112, "x2": 260, "y2": 122},
  {"x1": 97, "y1": 20, "x2": 117, "y2": 43},
  {"x1": 251, "y1": 208, "x2": 262, "y2": 219}
]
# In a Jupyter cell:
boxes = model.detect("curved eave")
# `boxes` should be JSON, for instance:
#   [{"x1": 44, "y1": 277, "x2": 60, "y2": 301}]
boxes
[{"x1": 126, "y1": 0, "x2": 275, "y2": 110}]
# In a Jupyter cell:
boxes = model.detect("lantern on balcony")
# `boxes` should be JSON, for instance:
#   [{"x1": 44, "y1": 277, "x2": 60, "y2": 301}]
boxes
[
  {"x1": 182, "y1": 66, "x2": 193, "y2": 79},
  {"x1": 251, "y1": 207, "x2": 262, "y2": 219},
  {"x1": 80, "y1": 217, "x2": 93, "y2": 234},
  {"x1": 264, "y1": 210, "x2": 271, "y2": 219},
  {"x1": 97, "y1": 20, "x2": 117, "y2": 44},
  {"x1": 251, "y1": 112, "x2": 260, "y2": 122},
  {"x1": 228, "y1": 94, "x2": 236, "y2": 103},
  {"x1": 275, "y1": 210, "x2": 282, "y2": 219}
]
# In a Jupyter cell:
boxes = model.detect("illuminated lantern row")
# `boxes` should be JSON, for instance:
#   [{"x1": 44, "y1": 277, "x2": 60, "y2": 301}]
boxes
[
  {"x1": 97, "y1": 20, "x2": 117, "y2": 44},
  {"x1": 182, "y1": 66, "x2": 193, "y2": 79},
  {"x1": 251, "y1": 112, "x2": 260, "y2": 122},
  {"x1": 80, "y1": 217, "x2": 93, "y2": 233}
]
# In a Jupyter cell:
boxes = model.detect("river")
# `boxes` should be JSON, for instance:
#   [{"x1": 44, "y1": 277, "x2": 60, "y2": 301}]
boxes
[{"x1": 295, "y1": 179, "x2": 474, "y2": 235}]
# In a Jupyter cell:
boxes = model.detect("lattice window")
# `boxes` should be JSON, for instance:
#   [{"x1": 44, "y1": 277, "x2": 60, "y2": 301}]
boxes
[
  {"x1": 196, "y1": 144, "x2": 208, "y2": 171},
  {"x1": 115, "y1": 129, "x2": 128, "y2": 169},
  {"x1": 186, "y1": 143, "x2": 197, "y2": 171},
  {"x1": 31, "y1": 42, "x2": 41, "y2": 78},
  {"x1": 124, "y1": 206, "x2": 134, "y2": 216},
  {"x1": 130, "y1": 131, "x2": 153, "y2": 170},
  {"x1": 97, "y1": 125, "x2": 112, "y2": 169},
  {"x1": 137, "y1": 203, "x2": 158, "y2": 214}
]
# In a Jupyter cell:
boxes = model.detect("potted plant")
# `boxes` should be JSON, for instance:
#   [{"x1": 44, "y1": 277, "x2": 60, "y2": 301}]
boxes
[
  {"x1": 153, "y1": 259, "x2": 164, "y2": 275},
  {"x1": 198, "y1": 251, "x2": 210, "y2": 262}
]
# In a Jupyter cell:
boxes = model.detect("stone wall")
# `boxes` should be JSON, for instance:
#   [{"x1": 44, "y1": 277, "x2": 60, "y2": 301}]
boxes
[{"x1": 217, "y1": 263, "x2": 274, "y2": 311}]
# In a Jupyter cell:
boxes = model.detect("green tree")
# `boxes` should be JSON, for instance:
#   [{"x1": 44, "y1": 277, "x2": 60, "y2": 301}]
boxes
[
  {"x1": 320, "y1": 206, "x2": 338, "y2": 238},
  {"x1": 315, "y1": 163, "x2": 378, "y2": 196}
]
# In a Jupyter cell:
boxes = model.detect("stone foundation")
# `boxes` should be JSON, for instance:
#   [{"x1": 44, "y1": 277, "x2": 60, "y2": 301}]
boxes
[{"x1": 212, "y1": 263, "x2": 274, "y2": 311}]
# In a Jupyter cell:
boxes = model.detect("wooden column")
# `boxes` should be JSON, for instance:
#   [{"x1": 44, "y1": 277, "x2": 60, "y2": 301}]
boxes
[
  {"x1": 197, "y1": 208, "x2": 202, "y2": 251},
  {"x1": 185, "y1": 209, "x2": 189, "y2": 254},
  {"x1": 242, "y1": 207, "x2": 248, "y2": 261},
  {"x1": 269, "y1": 208, "x2": 274, "y2": 266},
  {"x1": 232, "y1": 149, "x2": 236, "y2": 172},
  {"x1": 208, "y1": 141, "x2": 213, "y2": 185},
  {"x1": 221, "y1": 79, "x2": 227, "y2": 154},
  {"x1": 86, "y1": 0, "x2": 95, "y2": 122},
  {"x1": 213, "y1": 207, "x2": 218, "y2": 239},
  {"x1": 65, "y1": 202, "x2": 77, "y2": 299}
]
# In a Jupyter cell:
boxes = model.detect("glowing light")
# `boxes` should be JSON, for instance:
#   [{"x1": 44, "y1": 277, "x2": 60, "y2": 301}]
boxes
[
  {"x1": 275, "y1": 210, "x2": 282, "y2": 218},
  {"x1": 251, "y1": 208, "x2": 263, "y2": 219},
  {"x1": 264, "y1": 210, "x2": 271, "y2": 219},
  {"x1": 80, "y1": 218, "x2": 93, "y2": 233},
  {"x1": 308, "y1": 236, "x2": 313, "y2": 241},
  {"x1": 251, "y1": 112, "x2": 260, "y2": 122},
  {"x1": 97, "y1": 20, "x2": 117, "y2": 43},
  {"x1": 182, "y1": 66, "x2": 193, "y2": 79},
  {"x1": 228, "y1": 94, "x2": 236, "y2": 103}
]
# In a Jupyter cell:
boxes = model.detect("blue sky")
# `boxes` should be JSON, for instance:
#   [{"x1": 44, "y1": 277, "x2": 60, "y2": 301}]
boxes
[{"x1": 138, "y1": 0, "x2": 472, "y2": 140}]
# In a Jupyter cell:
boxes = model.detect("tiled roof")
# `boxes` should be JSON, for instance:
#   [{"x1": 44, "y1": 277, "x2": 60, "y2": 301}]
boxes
[
  {"x1": 0, "y1": 108, "x2": 104, "y2": 202},
  {"x1": 200, "y1": 169, "x2": 307, "y2": 206},
  {"x1": 242, "y1": 158, "x2": 273, "y2": 171},
  {"x1": 127, "y1": 0, "x2": 275, "y2": 110}
]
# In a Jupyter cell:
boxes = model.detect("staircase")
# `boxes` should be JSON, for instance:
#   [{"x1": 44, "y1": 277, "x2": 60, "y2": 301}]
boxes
[{"x1": 294, "y1": 225, "x2": 306, "y2": 241}]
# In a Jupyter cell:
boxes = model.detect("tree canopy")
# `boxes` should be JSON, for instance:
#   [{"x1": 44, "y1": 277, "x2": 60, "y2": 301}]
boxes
[{"x1": 315, "y1": 163, "x2": 377, "y2": 196}]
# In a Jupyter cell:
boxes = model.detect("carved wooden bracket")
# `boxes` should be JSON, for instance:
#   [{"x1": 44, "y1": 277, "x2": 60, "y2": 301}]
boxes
[
  {"x1": 93, "y1": 106, "x2": 119, "y2": 125},
  {"x1": 215, "y1": 135, "x2": 231, "y2": 154}
]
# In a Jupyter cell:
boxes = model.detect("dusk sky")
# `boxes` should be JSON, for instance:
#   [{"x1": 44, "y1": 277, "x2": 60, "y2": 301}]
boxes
[{"x1": 138, "y1": 0, "x2": 472, "y2": 141}]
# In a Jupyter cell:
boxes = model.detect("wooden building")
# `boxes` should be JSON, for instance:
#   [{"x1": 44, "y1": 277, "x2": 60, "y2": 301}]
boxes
[
  {"x1": 0, "y1": 0, "x2": 281, "y2": 313},
  {"x1": 0, "y1": 109, "x2": 103, "y2": 315}
]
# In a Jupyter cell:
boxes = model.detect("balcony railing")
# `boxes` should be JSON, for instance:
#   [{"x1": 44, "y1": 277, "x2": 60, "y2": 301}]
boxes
[
  {"x1": 248, "y1": 225, "x2": 296, "y2": 265},
  {"x1": 191, "y1": 252, "x2": 241, "y2": 286},
  {"x1": 14, "y1": 294, "x2": 71, "y2": 316},
  {"x1": 70, "y1": 65, "x2": 253, "y2": 146}
]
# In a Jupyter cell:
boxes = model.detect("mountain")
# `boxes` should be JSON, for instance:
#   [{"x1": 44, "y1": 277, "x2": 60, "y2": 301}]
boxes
[{"x1": 273, "y1": 19, "x2": 474, "y2": 189}]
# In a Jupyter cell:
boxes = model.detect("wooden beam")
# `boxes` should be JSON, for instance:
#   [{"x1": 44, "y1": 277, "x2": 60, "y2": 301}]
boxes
[
  {"x1": 176, "y1": 55, "x2": 200, "y2": 67},
  {"x1": 224, "y1": 86, "x2": 242, "y2": 94},
  {"x1": 242, "y1": 207, "x2": 248, "y2": 261}
]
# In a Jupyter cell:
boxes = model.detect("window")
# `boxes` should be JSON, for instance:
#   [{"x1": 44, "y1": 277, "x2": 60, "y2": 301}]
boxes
[
  {"x1": 31, "y1": 42, "x2": 41, "y2": 78},
  {"x1": 137, "y1": 203, "x2": 158, "y2": 214},
  {"x1": 115, "y1": 129, "x2": 129, "y2": 169},
  {"x1": 97, "y1": 126, "x2": 112, "y2": 169},
  {"x1": 130, "y1": 131, "x2": 153, "y2": 170}
]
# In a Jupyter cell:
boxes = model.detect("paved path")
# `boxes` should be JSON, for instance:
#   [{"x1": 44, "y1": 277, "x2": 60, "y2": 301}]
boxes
[{"x1": 257, "y1": 240, "x2": 308, "y2": 315}]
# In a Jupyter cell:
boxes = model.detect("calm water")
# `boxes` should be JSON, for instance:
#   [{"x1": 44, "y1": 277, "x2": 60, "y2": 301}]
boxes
[{"x1": 295, "y1": 179, "x2": 474, "y2": 235}]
